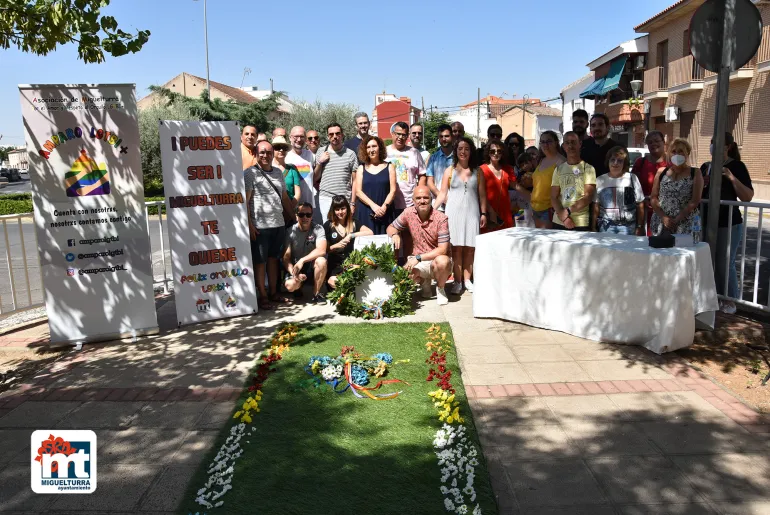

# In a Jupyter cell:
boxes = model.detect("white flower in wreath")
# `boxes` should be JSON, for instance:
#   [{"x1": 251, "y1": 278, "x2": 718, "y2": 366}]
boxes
[
  {"x1": 321, "y1": 365, "x2": 341, "y2": 380},
  {"x1": 361, "y1": 276, "x2": 395, "y2": 306}
]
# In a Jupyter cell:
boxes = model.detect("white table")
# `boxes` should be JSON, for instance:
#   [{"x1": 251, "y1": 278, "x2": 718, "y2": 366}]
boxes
[{"x1": 473, "y1": 228, "x2": 719, "y2": 354}]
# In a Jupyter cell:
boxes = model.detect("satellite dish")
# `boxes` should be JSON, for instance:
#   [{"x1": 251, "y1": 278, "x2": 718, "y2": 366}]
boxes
[{"x1": 690, "y1": 0, "x2": 762, "y2": 73}]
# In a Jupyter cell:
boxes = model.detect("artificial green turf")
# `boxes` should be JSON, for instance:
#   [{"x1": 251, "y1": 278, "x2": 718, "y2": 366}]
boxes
[{"x1": 179, "y1": 322, "x2": 497, "y2": 515}]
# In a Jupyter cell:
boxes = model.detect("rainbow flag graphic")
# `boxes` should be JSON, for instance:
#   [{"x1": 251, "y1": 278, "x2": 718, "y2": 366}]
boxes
[{"x1": 65, "y1": 149, "x2": 110, "y2": 197}]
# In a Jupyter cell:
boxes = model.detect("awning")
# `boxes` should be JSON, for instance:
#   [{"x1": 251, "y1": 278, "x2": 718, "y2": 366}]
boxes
[
  {"x1": 579, "y1": 77, "x2": 605, "y2": 98},
  {"x1": 598, "y1": 56, "x2": 628, "y2": 95}
]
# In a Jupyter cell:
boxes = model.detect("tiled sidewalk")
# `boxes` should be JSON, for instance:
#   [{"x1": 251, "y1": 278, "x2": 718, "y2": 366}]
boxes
[{"x1": 444, "y1": 294, "x2": 770, "y2": 514}]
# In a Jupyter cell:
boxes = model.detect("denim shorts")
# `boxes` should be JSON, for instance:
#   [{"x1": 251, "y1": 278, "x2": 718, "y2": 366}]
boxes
[
  {"x1": 531, "y1": 209, "x2": 552, "y2": 222},
  {"x1": 253, "y1": 226, "x2": 286, "y2": 264}
]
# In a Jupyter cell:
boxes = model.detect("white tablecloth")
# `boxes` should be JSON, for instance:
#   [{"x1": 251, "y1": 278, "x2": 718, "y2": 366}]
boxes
[{"x1": 473, "y1": 228, "x2": 719, "y2": 354}]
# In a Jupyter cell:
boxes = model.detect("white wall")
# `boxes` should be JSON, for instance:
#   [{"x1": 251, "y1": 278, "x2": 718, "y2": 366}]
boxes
[
  {"x1": 535, "y1": 116, "x2": 563, "y2": 144},
  {"x1": 560, "y1": 74, "x2": 596, "y2": 135}
]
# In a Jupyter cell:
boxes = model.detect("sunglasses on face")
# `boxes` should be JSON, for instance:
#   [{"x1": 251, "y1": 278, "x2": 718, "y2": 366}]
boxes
[
  {"x1": 489, "y1": 133, "x2": 502, "y2": 139},
  {"x1": 297, "y1": 212, "x2": 313, "y2": 219},
  {"x1": 489, "y1": 149, "x2": 502, "y2": 155},
  {"x1": 609, "y1": 157, "x2": 625, "y2": 165},
  {"x1": 307, "y1": 136, "x2": 319, "y2": 141},
  {"x1": 328, "y1": 132, "x2": 342, "y2": 137}
]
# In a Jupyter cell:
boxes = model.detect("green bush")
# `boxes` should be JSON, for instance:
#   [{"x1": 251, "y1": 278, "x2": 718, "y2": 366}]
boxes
[
  {"x1": 145, "y1": 196, "x2": 166, "y2": 215},
  {"x1": 0, "y1": 192, "x2": 32, "y2": 201},
  {"x1": 0, "y1": 199, "x2": 33, "y2": 215}
]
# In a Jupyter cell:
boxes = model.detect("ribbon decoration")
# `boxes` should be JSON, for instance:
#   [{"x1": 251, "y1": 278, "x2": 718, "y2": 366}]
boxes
[
  {"x1": 303, "y1": 366, "x2": 350, "y2": 394},
  {"x1": 344, "y1": 362, "x2": 409, "y2": 400},
  {"x1": 362, "y1": 299, "x2": 385, "y2": 320}
]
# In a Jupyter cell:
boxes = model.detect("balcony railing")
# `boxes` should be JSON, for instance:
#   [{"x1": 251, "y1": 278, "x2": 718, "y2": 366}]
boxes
[
  {"x1": 643, "y1": 66, "x2": 668, "y2": 94},
  {"x1": 758, "y1": 25, "x2": 770, "y2": 64},
  {"x1": 703, "y1": 55, "x2": 757, "y2": 79},
  {"x1": 669, "y1": 55, "x2": 704, "y2": 88}
]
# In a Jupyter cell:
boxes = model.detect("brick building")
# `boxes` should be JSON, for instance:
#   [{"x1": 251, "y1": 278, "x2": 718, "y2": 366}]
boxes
[
  {"x1": 637, "y1": 0, "x2": 770, "y2": 196},
  {"x1": 371, "y1": 93, "x2": 421, "y2": 138}
]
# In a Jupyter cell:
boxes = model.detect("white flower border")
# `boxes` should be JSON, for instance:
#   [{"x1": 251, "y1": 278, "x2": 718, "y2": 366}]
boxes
[
  {"x1": 433, "y1": 423, "x2": 482, "y2": 514},
  {"x1": 194, "y1": 422, "x2": 257, "y2": 510}
]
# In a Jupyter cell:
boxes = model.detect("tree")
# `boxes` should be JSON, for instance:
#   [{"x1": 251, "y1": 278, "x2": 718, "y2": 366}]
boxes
[
  {"x1": 0, "y1": 0, "x2": 150, "y2": 63},
  {"x1": 138, "y1": 102, "x2": 200, "y2": 196},
  {"x1": 280, "y1": 99, "x2": 360, "y2": 144},
  {"x1": 420, "y1": 111, "x2": 451, "y2": 153},
  {"x1": 0, "y1": 146, "x2": 12, "y2": 163},
  {"x1": 148, "y1": 86, "x2": 281, "y2": 133}
]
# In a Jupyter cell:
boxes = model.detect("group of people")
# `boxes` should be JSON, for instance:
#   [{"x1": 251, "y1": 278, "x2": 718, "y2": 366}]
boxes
[{"x1": 240, "y1": 107, "x2": 753, "y2": 314}]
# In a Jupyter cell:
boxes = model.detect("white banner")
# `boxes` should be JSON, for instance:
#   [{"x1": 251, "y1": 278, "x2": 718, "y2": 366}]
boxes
[
  {"x1": 19, "y1": 83, "x2": 158, "y2": 344},
  {"x1": 159, "y1": 120, "x2": 257, "y2": 325}
]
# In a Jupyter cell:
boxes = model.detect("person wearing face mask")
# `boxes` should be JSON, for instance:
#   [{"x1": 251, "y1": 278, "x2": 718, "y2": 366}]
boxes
[
  {"x1": 700, "y1": 133, "x2": 754, "y2": 314},
  {"x1": 355, "y1": 135, "x2": 397, "y2": 234},
  {"x1": 650, "y1": 138, "x2": 703, "y2": 238},
  {"x1": 632, "y1": 130, "x2": 669, "y2": 236}
]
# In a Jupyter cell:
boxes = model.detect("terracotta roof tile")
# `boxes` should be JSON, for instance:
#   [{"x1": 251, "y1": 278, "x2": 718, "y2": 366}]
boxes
[{"x1": 186, "y1": 73, "x2": 260, "y2": 104}]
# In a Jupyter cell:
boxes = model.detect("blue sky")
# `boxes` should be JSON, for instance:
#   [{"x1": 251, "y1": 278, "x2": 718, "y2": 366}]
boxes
[{"x1": 0, "y1": 0, "x2": 675, "y2": 146}]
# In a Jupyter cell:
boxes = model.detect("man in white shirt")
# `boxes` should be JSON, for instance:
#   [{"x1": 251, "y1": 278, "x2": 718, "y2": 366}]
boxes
[
  {"x1": 387, "y1": 121, "x2": 426, "y2": 212},
  {"x1": 285, "y1": 125, "x2": 319, "y2": 222}
]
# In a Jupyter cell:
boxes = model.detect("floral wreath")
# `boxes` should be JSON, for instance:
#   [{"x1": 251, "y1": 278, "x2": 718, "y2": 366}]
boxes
[{"x1": 326, "y1": 243, "x2": 416, "y2": 319}]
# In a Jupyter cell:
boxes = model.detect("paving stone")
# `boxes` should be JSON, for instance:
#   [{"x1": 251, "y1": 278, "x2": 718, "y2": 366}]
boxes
[
  {"x1": 98, "y1": 428, "x2": 189, "y2": 464},
  {"x1": 578, "y1": 360, "x2": 672, "y2": 381},
  {"x1": 0, "y1": 428, "x2": 33, "y2": 463},
  {"x1": 132, "y1": 401, "x2": 208, "y2": 428},
  {"x1": 462, "y1": 363, "x2": 532, "y2": 385},
  {"x1": 713, "y1": 501, "x2": 770, "y2": 514},
  {"x1": 617, "y1": 503, "x2": 718, "y2": 514},
  {"x1": 0, "y1": 462, "x2": 55, "y2": 512},
  {"x1": 609, "y1": 392, "x2": 694, "y2": 421},
  {"x1": 510, "y1": 345, "x2": 573, "y2": 362},
  {"x1": 522, "y1": 507, "x2": 617, "y2": 515},
  {"x1": 486, "y1": 424, "x2": 579, "y2": 460},
  {"x1": 637, "y1": 419, "x2": 767, "y2": 454},
  {"x1": 587, "y1": 455, "x2": 704, "y2": 504},
  {"x1": 499, "y1": 327, "x2": 556, "y2": 346},
  {"x1": 195, "y1": 402, "x2": 236, "y2": 430},
  {"x1": 503, "y1": 458, "x2": 609, "y2": 508},
  {"x1": 0, "y1": 401, "x2": 81, "y2": 428},
  {"x1": 561, "y1": 420, "x2": 660, "y2": 456},
  {"x1": 670, "y1": 453, "x2": 770, "y2": 503},
  {"x1": 522, "y1": 362, "x2": 591, "y2": 383},
  {"x1": 49, "y1": 464, "x2": 162, "y2": 512},
  {"x1": 560, "y1": 342, "x2": 631, "y2": 361},
  {"x1": 544, "y1": 394, "x2": 625, "y2": 422},
  {"x1": 56, "y1": 401, "x2": 145, "y2": 429},
  {"x1": 457, "y1": 344, "x2": 517, "y2": 364},
  {"x1": 139, "y1": 464, "x2": 199, "y2": 512},
  {"x1": 172, "y1": 430, "x2": 219, "y2": 466}
]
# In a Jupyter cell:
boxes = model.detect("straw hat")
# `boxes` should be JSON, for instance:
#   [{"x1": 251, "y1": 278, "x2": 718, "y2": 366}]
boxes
[{"x1": 271, "y1": 135, "x2": 290, "y2": 150}]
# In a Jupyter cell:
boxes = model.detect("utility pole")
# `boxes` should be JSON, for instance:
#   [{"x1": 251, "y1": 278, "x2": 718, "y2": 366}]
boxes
[
  {"x1": 476, "y1": 87, "x2": 481, "y2": 145},
  {"x1": 522, "y1": 94, "x2": 530, "y2": 142},
  {"x1": 203, "y1": 0, "x2": 210, "y2": 99},
  {"x1": 421, "y1": 96, "x2": 425, "y2": 121}
]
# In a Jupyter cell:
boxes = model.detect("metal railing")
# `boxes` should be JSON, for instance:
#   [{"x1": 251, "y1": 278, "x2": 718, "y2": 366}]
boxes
[
  {"x1": 0, "y1": 201, "x2": 171, "y2": 316},
  {"x1": 700, "y1": 199, "x2": 770, "y2": 312},
  {"x1": 669, "y1": 55, "x2": 704, "y2": 88}
]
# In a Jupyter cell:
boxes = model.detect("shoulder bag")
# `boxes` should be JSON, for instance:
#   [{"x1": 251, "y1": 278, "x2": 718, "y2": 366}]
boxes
[{"x1": 256, "y1": 166, "x2": 295, "y2": 226}]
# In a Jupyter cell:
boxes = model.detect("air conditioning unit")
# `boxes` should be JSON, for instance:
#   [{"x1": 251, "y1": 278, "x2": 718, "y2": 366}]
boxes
[
  {"x1": 665, "y1": 106, "x2": 680, "y2": 122},
  {"x1": 634, "y1": 55, "x2": 646, "y2": 70}
]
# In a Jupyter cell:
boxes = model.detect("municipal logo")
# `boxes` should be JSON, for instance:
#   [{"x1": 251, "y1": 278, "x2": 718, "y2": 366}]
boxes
[
  {"x1": 65, "y1": 253, "x2": 75, "y2": 262},
  {"x1": 67, "y1": 239, "x2": 76, "y2": 247},
  {"x1": 31, "y1": 430, "x2": 97, "y2": 494},
  {"x1": 66, "y1": 268, "x2": 76, "y2": 276},
  {"x1": 196, "y1": 298, "x2": 211, "y2": 312}
]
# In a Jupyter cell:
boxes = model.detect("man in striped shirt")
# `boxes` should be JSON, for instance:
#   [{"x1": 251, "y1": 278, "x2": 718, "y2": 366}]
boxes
[
  {"x1": 314, "y1": 123, "x2": 359, "y2": 221},
  {"x1": 387, "y1": 185, "x2": 451, "y2": 306}
]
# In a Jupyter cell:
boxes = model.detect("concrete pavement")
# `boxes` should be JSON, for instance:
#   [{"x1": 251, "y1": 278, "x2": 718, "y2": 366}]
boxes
[{"x1": 0, "y1": 293, "x2": 769, "y2": 514}]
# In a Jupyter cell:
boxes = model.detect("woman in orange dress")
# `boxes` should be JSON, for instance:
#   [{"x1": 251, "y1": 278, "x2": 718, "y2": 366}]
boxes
[{"x1": 480, "y1": 139, "x2": 515, "y2": 233}]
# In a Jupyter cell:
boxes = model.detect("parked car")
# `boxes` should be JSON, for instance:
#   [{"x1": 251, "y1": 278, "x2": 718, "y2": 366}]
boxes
[
  {"x1": 0, "y1": 176, "x2": 8, "y2": 188},
  {"x1": 0, "y1": 168, "x2": 22, "y2": 182}
]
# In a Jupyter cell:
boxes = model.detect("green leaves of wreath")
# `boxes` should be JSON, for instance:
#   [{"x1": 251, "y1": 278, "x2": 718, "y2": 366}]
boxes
[{"x1": 326, "y1": 243, "x2": 417, "y2": 319}]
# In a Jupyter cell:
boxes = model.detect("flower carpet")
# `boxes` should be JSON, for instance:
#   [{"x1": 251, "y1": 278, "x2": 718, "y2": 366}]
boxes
[{"x1": 180, "y1": 323, "x2": 496, "y2": 515}]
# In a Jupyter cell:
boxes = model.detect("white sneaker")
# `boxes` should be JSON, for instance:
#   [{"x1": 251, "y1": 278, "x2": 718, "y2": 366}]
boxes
[
  {"x1": 464, "y1": 280, "x2": 474, "y2": 293},
  {"x1": 421, "y1": 281, "x2": 433, "y2": 299},
  {"x1": 721, "y1": 300, "x2": 737, "y2": 314},
  {"x1": 450, "y1": 282, "x2": 463, "y2": 295},
  {"x1": 436, "y1": 286, "x2": 448, "y2": 306}
]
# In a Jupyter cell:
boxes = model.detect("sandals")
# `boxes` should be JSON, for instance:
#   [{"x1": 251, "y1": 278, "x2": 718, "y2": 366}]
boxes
[{"x1": 258, "y1": 296, "x2": 274, "y2": 310}]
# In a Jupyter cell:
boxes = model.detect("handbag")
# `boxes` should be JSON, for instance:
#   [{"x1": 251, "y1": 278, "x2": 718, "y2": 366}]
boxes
[{"x1": 256, "y1": 166, "x2": 295, "y2": 225}]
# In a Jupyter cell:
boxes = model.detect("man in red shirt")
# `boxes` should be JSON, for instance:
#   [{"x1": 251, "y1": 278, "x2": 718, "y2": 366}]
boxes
[
  {"x1": 631, "y1": 130, "x2": 668, "y2": 235},
  {"x1": 387, "y1": 185, "x2": 451, "y2": 305}
]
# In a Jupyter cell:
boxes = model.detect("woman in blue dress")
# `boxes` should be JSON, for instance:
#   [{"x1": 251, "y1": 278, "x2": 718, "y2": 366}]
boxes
[{"x1": 355, "y1": 135, "x2": 397, "y2": 234}]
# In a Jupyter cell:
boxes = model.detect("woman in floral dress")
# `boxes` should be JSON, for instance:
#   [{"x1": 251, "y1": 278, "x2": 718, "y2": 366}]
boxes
[{"x1": 650, "y1": 137, "x2": 703, "y2": 237}]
